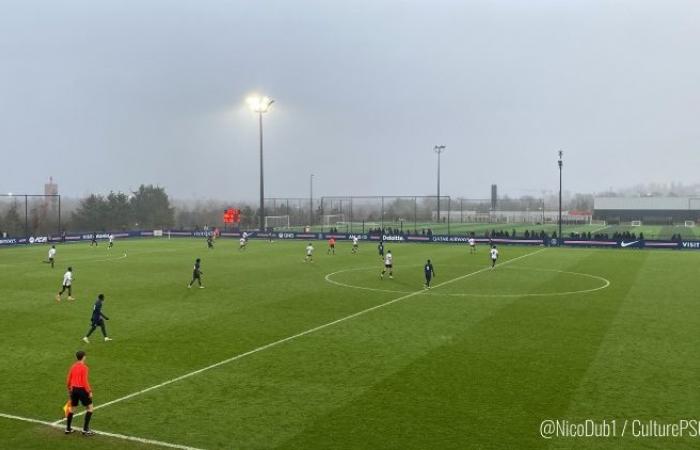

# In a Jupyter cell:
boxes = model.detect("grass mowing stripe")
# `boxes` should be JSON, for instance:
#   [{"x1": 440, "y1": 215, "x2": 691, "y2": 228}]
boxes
[
  {"x1": 58, "y1": 248, "x2": 545, "y2": 423},
  {"x1": 0, "y1": 412, "x2": 203, "y2": 450}
]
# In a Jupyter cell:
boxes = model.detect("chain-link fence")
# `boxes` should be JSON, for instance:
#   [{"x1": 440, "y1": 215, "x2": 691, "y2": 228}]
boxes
[{"x1": 0, "y1": 194, "x2": 62, "y2": 238}]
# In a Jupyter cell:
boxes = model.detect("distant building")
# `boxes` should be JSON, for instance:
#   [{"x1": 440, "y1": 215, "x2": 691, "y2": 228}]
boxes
[
  {"x1": 44, "y1": 176, "x2": 58, "y2": 209},
  {"x1": 593, "y1": 197, "x2": 700, "y2": 225}
]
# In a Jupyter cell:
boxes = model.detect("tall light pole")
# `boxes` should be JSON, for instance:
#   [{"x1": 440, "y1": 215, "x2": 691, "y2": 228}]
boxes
[
  {"x1": 247, "y1": 95, "x2": 274, "y2": 231},
  {"x1": 434, "y1": 145, "x2": 446, "y2": 223},
  {"x1": 558, "y1": 150, "x2": 563, "y2": 243},
  {"x1": 309, "y1": 173, "x2": 314, "y2": 227}
]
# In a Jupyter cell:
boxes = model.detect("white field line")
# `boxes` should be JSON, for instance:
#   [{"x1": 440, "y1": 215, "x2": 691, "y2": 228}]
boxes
[
  {"x1": 58, "y1": 249, "x2": 545, "y2": 422},
  {"x1": 0, "y1": 412, "x2": 203, "y2": 450}
]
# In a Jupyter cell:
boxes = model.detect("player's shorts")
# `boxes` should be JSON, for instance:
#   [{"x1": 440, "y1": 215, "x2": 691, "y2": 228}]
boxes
[
  {"x1": 385, "y1": 264, "x2": 393, "y2": 269},
  {"x1": 425, "y1": 273, "x2": 432, "y2": 280},
  {"x1": 70, "y1": 387, "x2": 92, "y2": 407},
  {"x1": 192, "y1": 272, "x2": 200, "y2": 278},
  {"x1": 62, "y1": 283, "x2": 71, "y2": 289},
  {"x1": 49, "y1": 257, "x2": 54, "y2": 262},
  {"x1": 469, "y1": 243, "x2": 475, "y2": 247},
  {"x1": 329, "y1": 244, "x2": 335, "y2": 248}
]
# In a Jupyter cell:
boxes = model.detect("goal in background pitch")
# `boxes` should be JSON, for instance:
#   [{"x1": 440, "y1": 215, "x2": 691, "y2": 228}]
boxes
[
  {"x1": 264, "y1": 215, "x2": 290, "y2": 229},
  {"x1": 323, "y1": 214, "x2": 345, "y2": 228},
  {"x1": 631, "y1": 220, "x2": 642, "y2": 227},
  {"x1": 685, "y1": 220, "x2": 696, "y2": 228}
]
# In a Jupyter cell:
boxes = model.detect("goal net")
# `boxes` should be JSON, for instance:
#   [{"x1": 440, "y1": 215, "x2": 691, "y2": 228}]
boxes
[
  {"x1": 323, "y1": 214, "x2": 345, "y2": 227},
  {"x1": 264, "y1": 215, "x2": 290, "y2": 229},
  {"x1": 631, "y1": 220, "x2": 642, "y2": 227},
  {"x1": 685, "y1": 220, "x2": 696, "y2": 228}
]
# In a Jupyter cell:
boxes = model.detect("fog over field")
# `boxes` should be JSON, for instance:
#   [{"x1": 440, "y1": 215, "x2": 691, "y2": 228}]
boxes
[{"x1": 1, "y1": 0, "x2": 699, "y2": 200}]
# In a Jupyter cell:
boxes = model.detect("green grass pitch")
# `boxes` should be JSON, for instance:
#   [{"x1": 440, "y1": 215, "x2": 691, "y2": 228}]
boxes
[{"x1": 0, "y1": 238, "x2": 699, "y2": 449}]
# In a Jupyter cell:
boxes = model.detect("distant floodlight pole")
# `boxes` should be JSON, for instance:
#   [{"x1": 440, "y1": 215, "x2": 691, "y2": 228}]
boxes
[
  {"x1": 247, "y1": 95, "x2": 274, "y2": 231},
  {"x1": 434, "y1": 145, "x2": 446, "y2": 223},
  {"x1": 309, "y1": 173, "x2": 314, "y2": 228},
  {"x1": 558, "y1": 150, "x2": 563, "y2": 243}
]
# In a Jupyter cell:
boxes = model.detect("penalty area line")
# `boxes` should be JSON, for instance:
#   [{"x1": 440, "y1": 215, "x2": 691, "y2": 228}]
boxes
[
  {"x1": 58, "y1": 248, "x2": 544, "y2": 422},
  {"x1": 0, "y1": 412, "x2": 203, "y2": 450}
]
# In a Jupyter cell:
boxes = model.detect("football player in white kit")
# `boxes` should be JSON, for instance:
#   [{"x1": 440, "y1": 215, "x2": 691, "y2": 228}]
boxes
[
  {"x1": 47, "y1": 245, "x2": 57, "y2": 268},
  {"x1": 490, "y1": 245, "x2": 499, "y2": 269},
  {"x1": 468, "y1": 236, "x2": 476, "y2": 254},
  {"x1": 380, "y1": 250, "x2": 393, "y2": 279},
  {"x1": 304, "y1": 242, "x2": 314, "y2": 262},
  {"x1": 351, "y1": 235, "x2": 359, "y2": 254},
  {"x1": 56, "y1": 267, "x2": 75, "y2": 301}
]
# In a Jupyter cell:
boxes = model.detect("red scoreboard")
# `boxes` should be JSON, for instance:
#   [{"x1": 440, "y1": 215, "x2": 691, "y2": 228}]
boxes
[{"x1": 223, "y1": 208, "x2": 241, "y2": 224}]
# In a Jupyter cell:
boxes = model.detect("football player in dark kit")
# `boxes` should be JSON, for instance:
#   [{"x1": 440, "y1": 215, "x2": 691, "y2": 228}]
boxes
[
  {"x1": 207, "y1": 235, "x2": 214, "y2": 249},
  {"x1": 424, "y1": 259, "x2": 436, "y2": 289},
  {"x1": 83, "y1": 294, "x2": 111, "y2": 343},
  {"x1": 378, "y1": 241, "x2": 384, "y2": 258},
  {"x1": 90, "y1": 232, "x2": 98, "y2": 246},
  {"x1": 188, "y1": 258, "x2": 204, "y2": 288}
]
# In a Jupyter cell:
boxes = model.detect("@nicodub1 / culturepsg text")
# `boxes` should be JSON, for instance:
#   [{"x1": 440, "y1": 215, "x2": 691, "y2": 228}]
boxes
[{"x1": 539, "y1": 419, "x2": 700, "y2": 439}]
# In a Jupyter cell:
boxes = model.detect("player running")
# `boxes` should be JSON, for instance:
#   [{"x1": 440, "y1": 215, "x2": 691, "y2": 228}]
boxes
[
  {"x1": 378, "y1": 241, "x2": 384, "y2": 258},
  {"x1": 327, "y1": 237, "x2": 336, "y2": 255},
  {"x1": 90, "y1": 232, "x2": 98, "y2": 247},
  {"x1": 380, "y1": 250, "x2": 393, "y2": 279},
  {"x1": 239, "y1": 236, "x2": 247, "y2": 251},
  {"x1": 107, "y1": 234, "x2": 114, "y2": 249},
  {"x1": 83, "y1": 294, "x2": 111, "y2": 343},
  {"x1": 46, "y1": 245, "x2": 57, "y2": 268},
  {"x1": 468, "y1": 236, "x2": 476, "y2": 254},
  {"x1": 304, "y1": 242, "x2": 314, "y2": 262},
  {"x1": 351, "y1": 235, "x2": 359, "y2": 254},
  {"x1": 188, "y1": 258, "x2": 204, "y2": 288},
  {"x1": 424, "y1": 259, "x2": 435, "y2": 288},
  {"x1": 56, "y1": 267, "x2": 75, "y2": 301},
  {"x1": 207, "y1": 235, "x2": 214, "y2": 249},
  {"x1": 490, "y1": 245, "x2": 499, "y2": 269},
  {"x1": 64, "y1": 350, "x2": 96, "y2": 436}
]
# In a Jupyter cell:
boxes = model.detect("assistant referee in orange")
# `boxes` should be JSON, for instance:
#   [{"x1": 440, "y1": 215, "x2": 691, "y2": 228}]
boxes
[{"x1": 65, "y1": 350, "x2": 95, "y2": 436}]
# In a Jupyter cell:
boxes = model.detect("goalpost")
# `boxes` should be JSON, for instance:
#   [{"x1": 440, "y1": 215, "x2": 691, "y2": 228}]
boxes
[
  {"x1": 323, "y1": 214, "x2": 345, "y2": 227},
  {"x1": 630, "y1": 220, "x2": 642, "y2": 227},
  {"x1": 685, "y1": 220, "x2": 696, "y2": 228},
  {"x1": 264, "y1": 215, "x2": 290, "y2": 229}
]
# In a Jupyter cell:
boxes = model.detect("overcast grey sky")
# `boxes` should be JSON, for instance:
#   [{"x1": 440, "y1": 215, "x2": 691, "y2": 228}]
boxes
[{"x1": 1, "y1": 0, "x2": 699, "y2": 201}]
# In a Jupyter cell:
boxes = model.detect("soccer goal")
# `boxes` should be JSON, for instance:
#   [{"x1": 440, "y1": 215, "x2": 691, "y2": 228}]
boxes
[
  {"x1": 323, "y1": 214, "x2": 345, "y2": 227},
  {"x1": 264, "y1": 215, "x2": 290, "y2": 229},
  {"x1": 685, "y1": 220, "x2": 696, "y2": 228},
  {"x1": 631, "y1": 220, "x2": 642, "y2": 227}
]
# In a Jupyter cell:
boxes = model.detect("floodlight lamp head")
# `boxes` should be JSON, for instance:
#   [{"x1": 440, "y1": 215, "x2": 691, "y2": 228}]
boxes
[{"x1": 247, "y1": 95, "x2": 274, "y2": 113}]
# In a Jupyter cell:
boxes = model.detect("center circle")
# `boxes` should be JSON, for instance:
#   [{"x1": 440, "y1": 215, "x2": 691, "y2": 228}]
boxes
[{"x1": 324, "y1": 265, "x2": 610, "y2": 298}]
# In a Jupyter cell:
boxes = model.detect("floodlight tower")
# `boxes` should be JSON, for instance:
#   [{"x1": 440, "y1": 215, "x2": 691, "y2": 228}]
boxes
[
  {"x1": 247, "y1": 95, "x2": 275, "y2": 231},
  {"x1": 558, "y1": 150, "x2": 563, "y2": 243},
  {"x1": 434, "y1": 145, "x2": 446, "y2": 223},
  {"x1": 309, "y1": 173, "x2": 314, "y2": 227}
]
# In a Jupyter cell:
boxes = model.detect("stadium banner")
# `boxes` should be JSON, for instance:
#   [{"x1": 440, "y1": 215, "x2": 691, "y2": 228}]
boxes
[{"x1": 0, "y1": 230, "x2": 693, "y2": 250}]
